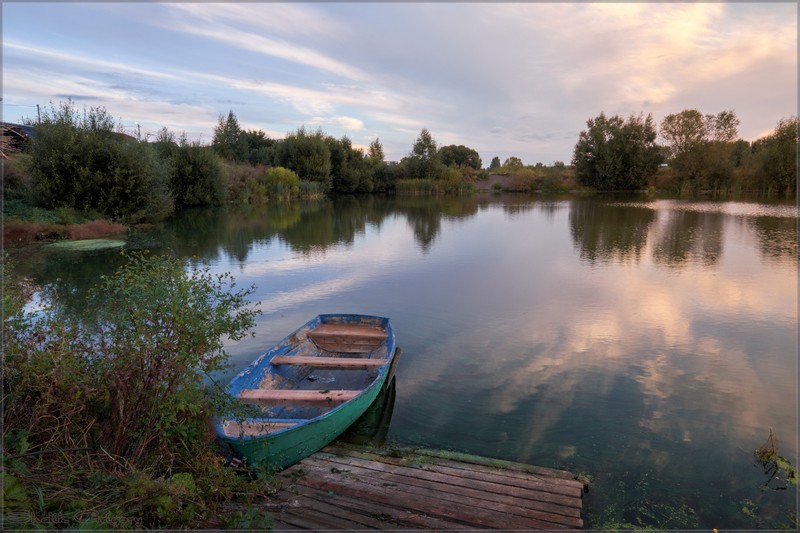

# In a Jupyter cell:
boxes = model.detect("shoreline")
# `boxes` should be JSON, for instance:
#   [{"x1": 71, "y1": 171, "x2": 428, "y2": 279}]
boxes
[{"x1": 2, "y1": 218, "x2": 130, "y2": 247}]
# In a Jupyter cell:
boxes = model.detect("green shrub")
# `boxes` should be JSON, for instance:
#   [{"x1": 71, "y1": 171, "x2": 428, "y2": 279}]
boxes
[
  {"x1": 2, "y1": 153, "x2": 33, "y2": 201},
  {"x1": 27, "y1": 100, "x2": 173, "y2": 223},
  {"x1": 244, "y1": 176, "x2": 269, "y2": 204},
  {"x1": 169, "y1": 142, "x2": 227, "y2": 208},
  {"x1": 221, "y1": 161, "x2": 268, "y2": 203},
  {"x1": 507, "y1": 168, "x2": 539, "y2": 192},
  {"x1": 273, "y1": 127, "x2": 331, "y2": 189},
  {"x1": 2, "y1": 254, "x2": 266, "y2": 528},
  {"x1": 264, "y1": 166, "x2": 301, "y2": 200}
]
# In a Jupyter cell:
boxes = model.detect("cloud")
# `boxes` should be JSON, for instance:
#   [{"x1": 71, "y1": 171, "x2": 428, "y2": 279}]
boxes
[
  {"x1": 163, "y1": 19, "x2": 369, "y2": 83},
  {"x1": 3, "y1": 40, "x2": 179, "y2": 82},
  {"x1": 165, "y1": 3, "x2": 348, "y2": 41},
  {"x1": 308, "y1": 116, "x2": 365, "y2": 132},
  {"x1": 2, "y1": 2, "x2": 794, "y2": 164}
]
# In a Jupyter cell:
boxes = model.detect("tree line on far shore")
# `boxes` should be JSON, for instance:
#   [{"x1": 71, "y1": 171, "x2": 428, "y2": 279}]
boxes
[
  {"x1": 4, "y1": 100, "x2": 796, "y2": 226},
  {"x1": 572, "y1": 110, "x2": 797, "y2": 196}
]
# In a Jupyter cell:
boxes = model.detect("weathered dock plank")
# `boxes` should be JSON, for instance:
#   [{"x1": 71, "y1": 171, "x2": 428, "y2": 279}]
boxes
[
  {"x1": 290, "y1": 484, "x2": 473, "y2": 530},
  {"x1": 308, "y1": 453, "x2": 582, "y2": 519},
  {"x1": 267, "y1": 443, "x2": 586, "y2": 530}
]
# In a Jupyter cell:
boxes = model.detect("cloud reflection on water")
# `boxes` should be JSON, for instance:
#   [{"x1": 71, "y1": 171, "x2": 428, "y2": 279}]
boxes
[{"x1": 392, "y1": 197, "x2": 796, "y2": 471}]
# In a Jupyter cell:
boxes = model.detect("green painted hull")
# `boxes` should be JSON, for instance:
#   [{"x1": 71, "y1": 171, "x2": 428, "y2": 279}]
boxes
[{"x1": 226, "y1": 375, "x2": 386, "y2": 472}]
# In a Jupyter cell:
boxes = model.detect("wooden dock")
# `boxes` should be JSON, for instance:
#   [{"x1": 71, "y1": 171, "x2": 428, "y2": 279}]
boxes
[{"x1": 266, "y1": 443, "x2": 587, "y2": 530}]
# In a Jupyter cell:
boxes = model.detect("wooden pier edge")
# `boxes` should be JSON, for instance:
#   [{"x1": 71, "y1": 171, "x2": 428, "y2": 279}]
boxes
[
  {"x1": 358, "y1": 445, "x2": 589, "y2": 489},
  {"x1": 266, "y1": 442, "x2": 588, "y2": 530}
]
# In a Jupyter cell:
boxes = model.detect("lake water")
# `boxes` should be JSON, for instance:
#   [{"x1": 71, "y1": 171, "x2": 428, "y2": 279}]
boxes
[{"x1": 11, "y1": 194, "x2": 797, "y2": 528}]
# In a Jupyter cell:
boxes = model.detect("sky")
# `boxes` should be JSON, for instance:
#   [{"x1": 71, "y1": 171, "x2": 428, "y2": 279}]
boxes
[{"x1": 2, "y1": 2, "x2": 797, "y2": 166}]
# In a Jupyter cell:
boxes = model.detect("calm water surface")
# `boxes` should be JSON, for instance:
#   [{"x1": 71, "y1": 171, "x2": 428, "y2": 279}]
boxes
[{"x1": 13, "y1": 194, "x2": 798, "y2": 528}]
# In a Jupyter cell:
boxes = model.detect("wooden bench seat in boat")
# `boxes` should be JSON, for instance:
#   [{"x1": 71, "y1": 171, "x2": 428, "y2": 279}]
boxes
[
  {"x1": 270, "y1": 355, "x2": 387, "y2": 369},
  {"x1": 238, "y1": 388, "x2": 361, "y2": 407},
  {"x1": 308, "y1": 323, "x2": 388, "y2": 353}
]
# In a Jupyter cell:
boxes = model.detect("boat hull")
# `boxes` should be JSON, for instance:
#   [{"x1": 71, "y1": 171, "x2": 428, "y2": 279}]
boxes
[
  {"x1": 215, "y1": 314, "x2": 396, "y2": 472},
  {"x1": 225, "y1": 376, "x2": 386, "y2": 472}
]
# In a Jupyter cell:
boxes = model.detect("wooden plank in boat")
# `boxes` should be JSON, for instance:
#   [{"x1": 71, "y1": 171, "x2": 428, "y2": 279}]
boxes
[
  {"x1": 221, "y1": 420, "x2": 297, "y2": 437},
  {"x1": 270, "y1": 355, "x2": 387, "y2": 369},
  {"x1": 308, "y1": 323, "x2": 388, "y2": 353},
  {"x1": 238, "y1": 389, "x2": 360, "y2": 406}
]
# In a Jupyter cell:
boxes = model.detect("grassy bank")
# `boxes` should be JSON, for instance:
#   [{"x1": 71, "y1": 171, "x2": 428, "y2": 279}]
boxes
[
  {"x1": 3, "y1": 209, "x2": 128, "y2": 246},
  {"x1": 3, "y1": 152, "x2": 127, "y2": 246}
]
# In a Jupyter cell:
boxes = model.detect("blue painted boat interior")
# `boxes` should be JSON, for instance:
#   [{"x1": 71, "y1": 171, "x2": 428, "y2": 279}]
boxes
[{"x1": 221, "y1": 314, "x2": 395, "y2": 430}]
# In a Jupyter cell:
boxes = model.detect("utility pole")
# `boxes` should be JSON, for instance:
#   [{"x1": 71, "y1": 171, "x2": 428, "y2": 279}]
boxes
[{"x1": 37, "y1": 104, "x2": 41, "y2": 124}]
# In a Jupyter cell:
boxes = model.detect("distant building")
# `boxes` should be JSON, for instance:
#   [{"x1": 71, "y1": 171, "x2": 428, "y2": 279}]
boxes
[{"x1": 1, "y1": 122, "x2": 35, "y2": 158}]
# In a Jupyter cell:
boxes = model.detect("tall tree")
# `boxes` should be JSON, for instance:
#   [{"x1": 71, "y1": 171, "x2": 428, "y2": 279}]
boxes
[
  {"x1": 660, "y1": 109, "x2": 741, "y2": 189},
  {"x1": 503, "y1": 156, "x2": 524, "y2": 170},
  {"x1": 273, "y1": 127, "x2": 332, "y2": 189},
  {"x1": 489, "y1": 156, "x2": 501, "y2": 170},
  {"x1": 212, "y1": 110, "x2": 246, "y2": 161},
  {"x1": 572, "y1": 112, "x2": 661, "y2": 191},
  {"x1": 170, "y1": 139, "x2": 227, "y2": 208},
  {"x1": 752, "y1": 116, "x2": 798, "y2": 196},
  {"x1": 659, "y1": 109, "x2": 706, "y2": 159},
  {"x1": 240, "y1": 129, "x2": 275, "y2": 165},
  {"x1": 326, "y1": 135, "x2": 372, "y2": 194},
  {"x1": 705, "y1": 110, "x2": 739, "y2": 143},
  {"x1": 439, "y1": 144, "x2": 482, "y2": 170},
  {"x1": 404, "y1": 128, "x2": 442, "y2": 179},
  {"x1": 368, "y1": 138, "x2": 384, "y2": 162}
]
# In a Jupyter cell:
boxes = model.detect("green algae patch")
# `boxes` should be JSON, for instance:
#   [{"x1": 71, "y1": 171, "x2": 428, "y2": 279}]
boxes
[{"x1": 45, "y1": 238, "x2": 126, "y2": 251}]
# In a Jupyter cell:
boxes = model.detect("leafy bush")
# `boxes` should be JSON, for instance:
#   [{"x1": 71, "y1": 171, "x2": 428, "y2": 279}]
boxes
[
  {"x1": 2, "y1": 254, "x2": 267, "y2": 528},
  {"x1": 264, "y1": 166, "x2": 301, "y2": 200},
  {"x1": 169, "y1": 142, "x2": 227, "y2": 208},
  {"x1": 507, "y1": 168, "x2": 540, "y2": 192},
  {"x1": 369, "y1": 162, "x2": 398, "y2": 194},
  {"x1": 27, "y1": 101, "x2": 173, "y2": 223},
  {"x1": 241, "y1": 166, "x2": 311, "y2": 203},
  {"x1": 273, "y1": 127, "x2": 332, "y2": 189},
  {"x1": 221, "y1": 161, "x2": 268, "y2": 203},
  {"x1": 2, "y1": 154, "x2": 33, "y2": 201}
]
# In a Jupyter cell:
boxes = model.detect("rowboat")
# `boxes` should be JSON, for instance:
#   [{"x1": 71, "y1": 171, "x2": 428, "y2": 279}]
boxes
[{"x1": 215, "y1": 314, "x2": 398, "y2": 472}]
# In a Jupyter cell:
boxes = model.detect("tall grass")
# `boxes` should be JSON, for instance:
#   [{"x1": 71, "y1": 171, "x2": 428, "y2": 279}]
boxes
[
  {"x1": 395, "y1": 178, "x2": 474, "y2": 195},
  {"x1": 298, "y1": 180, "x2": 326, "y2": 199}
]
